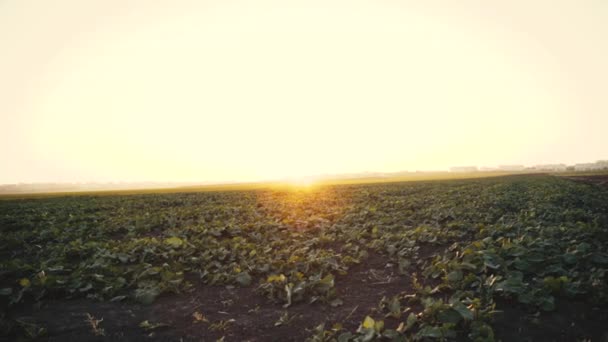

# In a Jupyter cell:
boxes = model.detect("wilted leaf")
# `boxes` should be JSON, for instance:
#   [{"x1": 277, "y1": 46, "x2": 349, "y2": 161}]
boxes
[
  {"x1": 192, "y1": 311, "x2": 208, "y2": 323},
  {"x1": 330, "y1": 298, "x2": 344, "y2": 307},
  {"x1": 139, "y1": 320, "x2": 169, "y2": 331}
]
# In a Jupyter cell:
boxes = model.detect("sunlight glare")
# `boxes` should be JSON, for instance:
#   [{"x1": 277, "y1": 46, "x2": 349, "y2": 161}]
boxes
[{"x1": 284, "y1": 176, "x2": 318, "y2": 190}]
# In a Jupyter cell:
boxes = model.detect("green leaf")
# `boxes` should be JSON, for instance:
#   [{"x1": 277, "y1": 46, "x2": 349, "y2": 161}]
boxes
[
  {"x1": 337, "y1": 332, "x2": 353, "y2": 342},
  {"x1": 459, "y1": 262, "x2": 478, "y2": 271},
  {"x1": 382, "y1": 329, "x2": 399, "y2": 339},
  {"x1": 517, "y1": 291, "x2": 534, "y2": 304},
  {"x1": 316, "y1": 274, "x2": 335, "y2": 292},
  {"x1": 118, "y1": 254, "x2": 129, "y2": 263},
  {"x1": 359, "y1": 328, "x2": 376, "y2": 342},
  {"x1": 0, "y1": 288, "x2": 12, "y2": 296},
  {"x1": 563, "y1": 253, "x2": 577, "y2": 265},
  {"x1": 438, "y1": 308, "x2": 461, "y2": 324},
  {"x1": 452, "y1": 302, "x2": 473, "y2": 320},
  {"x1": 592, "y1": 253, "x2": 608, "y2": 265},
  {"x1": 576, "y1": 242, "x2": 591, "y2": 254},
  {"x1": 388, "y1": 296, "x2": 401, "y2": 318},
  {"x1": 483, "y1": 253, "x2": 501, "y2": 269},
  {"x1": 513, "y1": 258, "x2": 531, "y2": 271},
  {"x1": 235, "y1": 272, "x2": 252, "y2": 286},
  {"x1": 446, "y1": 270, "x2": 463, "y2": 282},
  {"x1": 417, "y1": 325, "x2": 443, "y2": 338},
  {"x1": 496, "y1": 272, "x2": 524, "y2": 294},
  {"x1": 135, "y1": 287, "x2": 161, "y2": 305},
  {"x1": 398, "y1": 258, "x2": 410, "y2": 275},
  {"x1": 405, "y1": 312, "x2": 417, "y2": 330},
  {"x1": 540, "y1": 296, "x2": 555, "y2": 311}
]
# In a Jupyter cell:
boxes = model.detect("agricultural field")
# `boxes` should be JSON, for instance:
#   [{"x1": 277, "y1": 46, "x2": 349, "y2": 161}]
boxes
[{"x1": 1, "y1": 174, "x2": 607, "y2": 341}]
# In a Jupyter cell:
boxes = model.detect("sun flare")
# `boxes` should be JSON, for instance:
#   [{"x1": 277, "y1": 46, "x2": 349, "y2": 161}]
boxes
[{"x1": 284, "y1": 177, "x2": 318, "y2": 190}]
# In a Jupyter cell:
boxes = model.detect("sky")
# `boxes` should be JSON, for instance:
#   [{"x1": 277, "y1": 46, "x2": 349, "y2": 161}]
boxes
[{"x1": 1, "y1": 0, "x2": 607, "y2": 183}]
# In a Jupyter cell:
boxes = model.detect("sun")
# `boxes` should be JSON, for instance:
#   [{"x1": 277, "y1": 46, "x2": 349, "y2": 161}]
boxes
[{"x1": 284, "y1": 176, "x2": 318, "y2": 190}]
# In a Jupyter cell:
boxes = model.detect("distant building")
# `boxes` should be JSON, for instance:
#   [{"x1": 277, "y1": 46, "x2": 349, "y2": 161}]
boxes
[
  {"x1": 574, "y1": 163, "x2": 595, "y2": 171},
  {"x1": 534, "y1": 164, "x2": 567, "y2": 172},
  {"x1": 574, "y1": 161, "x2": 608, "y2": 171},
  {"x1": 498, "y1": 165, "x2": 525, "y2": 171},
  {"x1": 450, "y1": 166, "x2": 478, "y2": 173},
  {"x1": 596, "y1": 160, "x2": 608, "y2": 168}
]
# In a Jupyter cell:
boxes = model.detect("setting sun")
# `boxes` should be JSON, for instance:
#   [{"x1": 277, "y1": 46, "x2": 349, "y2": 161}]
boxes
[{"x1": 284, "y1": 177, "x2": 318, "y2": 190}]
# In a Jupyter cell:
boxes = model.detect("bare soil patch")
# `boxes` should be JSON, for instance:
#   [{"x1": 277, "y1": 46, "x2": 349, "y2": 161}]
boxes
[
  {"x1": 564, "y1": 175, "x2": 608, "y2": 188},
  {"x1": 5, "y1": 253, "x2": 413, "y2": 342},
  {"x1": 493, "y1": 299, "x2": 608, "y2": 342}
]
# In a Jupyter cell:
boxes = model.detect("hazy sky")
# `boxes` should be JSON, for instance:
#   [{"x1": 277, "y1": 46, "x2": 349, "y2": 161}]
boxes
[{"x1": 1, "y1": 0, "x2": 607, "y2": 183}]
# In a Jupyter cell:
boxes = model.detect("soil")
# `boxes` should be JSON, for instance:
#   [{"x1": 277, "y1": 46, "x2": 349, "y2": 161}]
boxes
[
  {"x1": 5, "y1": 252, "x2": 413, "y2": 342},
  {"x1": 564, "y1": 175, "x2": 608, "y2": 188},
  {"x1": 493, "y1": 299, "x2": 608, "y2": 342},
  {"x1": 5, "y1": 245, "x2": 608, "y2": 341}
]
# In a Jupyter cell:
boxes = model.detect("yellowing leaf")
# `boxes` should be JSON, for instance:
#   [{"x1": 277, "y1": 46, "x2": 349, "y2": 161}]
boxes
[
  {"x1": 164, "y1": 237, "x2": 184, "y2": 248},
  {"x1": 19, "y1": 278, "x2": 30, "y2": 287},
  {"x1": 374, "y1": 320, "x2": 384, "y2": 332},
  {"x1": 362, "y1": 316, "x2": 375, "y2": 329},
  {"x1": 267, "y1": 274, "x2": 286, "y2": 283},
  {"x1": 288, "y1": 255, "x2": 300, "y2": 263}
]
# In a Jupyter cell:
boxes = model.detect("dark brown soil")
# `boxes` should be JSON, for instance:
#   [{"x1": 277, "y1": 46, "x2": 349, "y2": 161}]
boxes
[
  {"x1": 493, "y1": 299, "x2": 608, "y2": 342},
  {"x1": 5, "y1": 246, "x2": 608, "y2": 341},
  {"x1": 5, "y1": 253, "x2": 412, "y2": 342},
  {"x1": 564, "y1": 175, "x2": 608, "y2": 188}
]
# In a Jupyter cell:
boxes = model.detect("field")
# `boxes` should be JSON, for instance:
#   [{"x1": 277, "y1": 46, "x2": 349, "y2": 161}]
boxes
[{"x1": 1, "y1": 174, "x2": 608, "y2": 341}]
